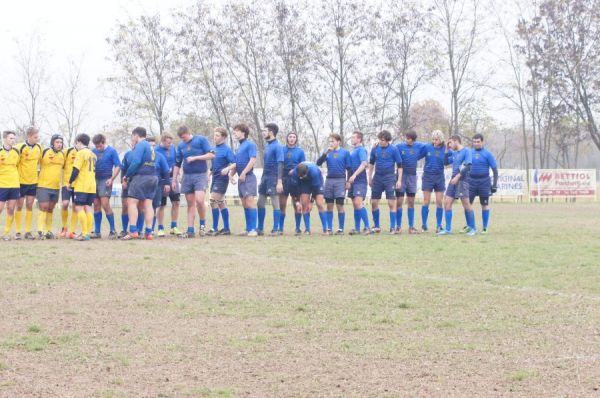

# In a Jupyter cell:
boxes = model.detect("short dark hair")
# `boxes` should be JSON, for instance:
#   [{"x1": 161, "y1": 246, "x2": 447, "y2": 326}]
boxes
[
  {"x1": 329, "y1": 133, "x2": 342, "y2": 142},
  {"x1": 132, "y1": 127, "x2": 147, "y2": 138},
  {"x1": 234, "y1": 123, "x2": 250, "y2": 138},
  {"x1": 450, "y1": 134, "x2": 462, "y2": 143},
  {"x1": 264, "y1": 123, "x2": 279, "y2": 136},
  {"x1": 352, "y1": 130, "x2": 363, "y2": 142},
  {"x1": 92, "y1": 134, "x2": 106, "y2": 145},
  {"x1": 214, "y1": 127, "x2": 228, "y2": 137},
  {"x1": 472, "y1": 133, "x2": 484, "y2": 141},
  {"x1": 75, "y1": 133, "x2": 90, "y2": 146},
  {"x1": 2, "y1": 130, "x2": 16, "y2": 139},
  {"x1": 297, "y1": 163, "x2": 308, "y2": 178},
  {"x1": 377, "y1": 130, "x2": 392, "y2": 142},
  {"x1": 405, "y1": 130, "x2": 417, "y2": 141},
  {"x1": 146, "y1": 136, "x2": 156, "y2": 143},
  {"x1": 177, "y1": 125, "x2": 190, "y2": 138}
]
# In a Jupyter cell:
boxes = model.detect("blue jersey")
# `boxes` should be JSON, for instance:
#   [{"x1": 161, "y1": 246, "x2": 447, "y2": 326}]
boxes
[
  {"x1": 175, "y1": 135, "x2": 213, "y2": 174},
  {"x1": 154, "y1": 151, "x2": 170, "y2": 185},
  {"x1": 420, "y1": 143, "x2": 446, "y2": 175},
  {"x1": 121, "y1": 150, "x2": 133, "y2": 178},
  {"x1": 283, "y1": 146, "x2": 306, "y2": 172},
  {"x1": 369, "y1": 144, "x2": 403, "y2": 176},
  {"x1": 155, "y1": 144, "x2": 176, "y2": 172},
  {"x1": 318, "y1": 148, "x2": 351, "y2": 178},
  {"x1": 263, "y1": 139, "x2": 284, "y2": 177},
  {"x1": 211, "y1": 143, "x2": 235, "y2": 174},
  {"x1": 92, "y1": 145, "x2": 121, "y2": 180},
  {"x1": 235, "y1": 139, "x2": 257, "y2": 175},
  {"x1": 350, "y1": 145, "x2": 368, "y2": 183},
  {"x1": 470, "y1": 148, "x2": 497, "y2": 178},
  {"x1": 291, "y1": 162, "x2": 322, "y2": 189},
  {"x1": 396, "y1": 142, "x2": 425, "y2": 176},
  {"x1": 126, "y1": 140, "x2": 155, "y2": 177},
  {"x1": 449, "y1": 147, "x2": 473, "y2": 177}
]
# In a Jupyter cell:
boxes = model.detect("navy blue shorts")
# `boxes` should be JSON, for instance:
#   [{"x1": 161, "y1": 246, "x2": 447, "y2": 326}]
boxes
[
  {"x1": 348, "y1": 181, "x2": 367, "y2": 199},
  {"x1": 259, "y1": 174, "x2": 278, "y2": 196},
  {"x1": 396, "y1": 174, "x2": 417, "y2": 196},
  {"x1": 153, "y1": 185, "x2": 164, "y2": 209},
  {"x1": 128, "y1": 174, "x2": 159, "y2": 201},
  {"x1": 238, "y1": 173, "x2": 257, "y2": 198},
  {"x1": 469, "y1": 176, "x2": 491, "y2": 205},
  {"x1": 371, "y1": 174, "x2": 396, "y2": 200},
  {"x1": 211, "y1": 175, "x2": 229, "y2": 194},
  {"x1": 61, "y1": 186, "x2": 73, "y2": 202},
  {"x1": 0, "y1": 187, "x2": 20, "y2": 201},
  {"x1": 446, "y1": 179, "x2": 469, "y2": 199},
  {"x1": 73, "y1": 191, "x2": 94, "y2": 206},
  {"x1": 422, "y1": 173, "x2": 445, "y2": 192},
  {"x1": 299, "y1": 179, "x2": 324, "y2": 198},
  {"x1": 20, "y1": 184, "x2": 37, "y2": 197},
  {"x1": 282, "y1": 175, "x2": 300, "y2": 198}
]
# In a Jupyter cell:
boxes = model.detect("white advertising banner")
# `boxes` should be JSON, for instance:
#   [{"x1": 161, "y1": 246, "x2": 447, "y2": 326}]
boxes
[{"x1": 529, "y1": 169, "x2": 597, "y2": 197}]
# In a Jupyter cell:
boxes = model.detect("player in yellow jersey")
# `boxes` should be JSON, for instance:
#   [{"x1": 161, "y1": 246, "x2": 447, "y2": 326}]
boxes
[
  {"x1": 0, "y1": 131, "x2": 21, "y2": 241},
  {"x1": 15, "y1": 126, "x2": 43, "y2": 240},
  {"x1": 66, "y1": 134, "x2": 96, "y2": 241},
  {"x1": 60, "y1": 145, "x2": 78, "y2": 238},
  {"x1": 36, "y1": 134, "x2": 65, "y2": 239}
]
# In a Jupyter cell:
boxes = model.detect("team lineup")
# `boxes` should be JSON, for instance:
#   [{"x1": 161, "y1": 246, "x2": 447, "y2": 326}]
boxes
[{"x1": 0, "y1": 123, "x2": 498, "y2": 241}]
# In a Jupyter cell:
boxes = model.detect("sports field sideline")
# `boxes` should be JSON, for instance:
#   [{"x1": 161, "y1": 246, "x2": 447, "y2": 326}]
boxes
[{"x1": 1, "y1": 202, "x2": 599, "y2": 397}]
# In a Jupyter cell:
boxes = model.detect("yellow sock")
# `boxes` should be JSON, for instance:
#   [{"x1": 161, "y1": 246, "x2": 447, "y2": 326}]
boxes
[
  {"x1": 46, "y1": 211, "x2": 53, "y2": 232},
  {"x1": 37, "y1": 211, "x2": 46, "y2": 233},
  {"x1": 70, "y1": 211, "x2": 78, "y2": 233},
  {"x1": 86, "y1": 212, "x2": 94, "y2": 235},
  {"x1": 25, "y1": 210, "x2": 33, "y2": 232},
  {"x1": 15, "y1": 210, "x2": 22, "y2": 233},
  {"x1": 77, "y1": 211, "x2": 87, "y2": 235},
  {"x1": 61, "y1": 209, "x2": 68, "y2": 229},
  {"x1": 4, "y1": 214, "x2": 14, "y2": 234}
]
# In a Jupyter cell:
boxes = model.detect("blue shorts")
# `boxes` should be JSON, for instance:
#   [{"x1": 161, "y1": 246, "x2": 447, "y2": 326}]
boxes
[
  {"x1": 211, "y1": 175, "x2": 229, "y2": 194},
  {"x1": 324, "y1": 177, "x2": 346, "y2": 200},
  {"x1": 259, "y1": 174, "x2": 278, "y2": 196},
  {"x1": 61, "y1": 186, "x2": 73, "y2": 202},
  {"x1": 0, "y1": 187, "x2": 20, "y2": 201},
  {"x1": 128, "y1": 174, "x2": 159, "y2": 201},
  {"x1": 299, "y1": 180, "x2": 324, "y2": 197},
  {"x1": 422, "y1": 173, "x2": 445, "y2": 192},
  {"x1": 469, "y1": 176, "x2": 491, "y2": 205},
  {"x1": 238, "y1": 173, "x2": 257, "y2": 198},
  {"x1": 20, "y1": 184, "x2": 37, "y2": 197},
  {"x1": 396, "y1": 174, "x2": 417, "y2": 196},
  {"x1": 36, "y1": 188, "x2": 60, "y2": 203},
  {"x1": 96, "y1": 178, "x2": 113, "y2": 198},
  {"x1": 371, "y1": 174, "x2": 396, "y2": 200},
  {"x1": 446, "y1": 179, "x2": 469, "y2": 199},
  {"x1": 181, "y1": 172, "x2": 208, "y2": 194},
  {"x1": 282, "y1": 175, "x2": 300, "y2": 198},
  {"x1": 348, "y1": 181, "x2": 367, "y2": 199},
  {"x1": 73, "y1": 191, "x2": 94, "y2": 206},
  {"x1": 153, "y1": 185, "x2": 164, "y2": 209}
]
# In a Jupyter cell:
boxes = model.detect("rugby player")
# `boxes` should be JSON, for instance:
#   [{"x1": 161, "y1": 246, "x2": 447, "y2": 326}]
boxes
[
  {"x1": 155, "y1": 132, "x2": 181, "y2": 236},
  {"x1": 208, "y1": 127, "x2": 235, "y2": 236},
  {"x1": 419, "y1": 130, "x2": 446, "y2": 232},
  {"x1": 279, "y1": 132, "x2": 305, "y2": 235},
  {"x1": 15, "y1": 127, "x2": 42, "y2": 240},
  {"x1": 91, "y1": 134, "x2": 121, "y2": 239},
  {"x1": 396, "y1": 130, "x2": 425, "y2": 234},
  {"x1": 231, "y1": 123, "x2": 258, "y2": 237},
  {"x1": 0, "y1": 131, "x2": 20, "y2": 241},
  {"x1": 67, "y1": 134, "x2": 96, "y2": 241},
  {"x1": 36, "y1": 134, "x2": 65, "y2": 239},
  {"x1": 257, "y1": 123, "x2": 284, "y2": 236},
  {"x1": 468, "y1": 134, "x2": 498, "y2": 234},
  {"x1": 346, "y1": 131, "x2": 371, "y2": 235},
  {"x1": 290, "y1": 162, "x2": 328, "y2": 234}
]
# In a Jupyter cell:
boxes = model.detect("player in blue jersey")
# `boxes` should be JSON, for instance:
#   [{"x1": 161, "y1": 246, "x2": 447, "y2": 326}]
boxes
[
  {"x1": 155, "y1": 132, "x2": 181, "y2": 236},
  {"x1": 231, "y1": 123, "x2": 258, "y2": 237},
  {"x1": 91, "y1": 134, "x2": 121, "y2": 239},
  {"x1": 437, "y1": 135, "x2": 476, "y2": 236},
  {"x1": 121, "y1": 127, "x2": 158, "y2": 240},
  {"x1": 346, "y1": 131, "x2": 371, "y2": 235},
  {"x1": 396, "y1": 130, "x2": 425, "y2": 234},
  {"x1": 118, "y1": 147, "x2": 133, "y2": 238},
  {"x1": 257, "y1": 123, "x2": 285, "y2": 236},
  {"x1": 290, "y1": 162, "x2": 328, "y2": 234},
  {"x1": 419, "y1": 130, "x2": 447, "y2": 233},
  {"x1": 368, "y1": 130, "x2": 403, "y2": 234},
  {"x1": 208, "y1": 127, "x2": 236, "y2": 236},
  {"x1": 468, "y1": 134, "x2": 498, "y2": 234},
  {"x1": 147, "y1": 136, "x2": 171, "y2": 234},
  {"x1": 172, "y1": 125, "x2": 215, "y2": 238},
  {"x1": 279, "y1": 132, "x2": 305, "y2": 235},
  {"x1": 316, "y1": 133, "x2": 351, "y2": 235}
]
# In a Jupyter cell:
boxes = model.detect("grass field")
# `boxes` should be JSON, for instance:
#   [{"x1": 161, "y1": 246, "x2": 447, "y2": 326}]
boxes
[{"x1": 1, "y1": 202, "x2": 600, "y2": 397}]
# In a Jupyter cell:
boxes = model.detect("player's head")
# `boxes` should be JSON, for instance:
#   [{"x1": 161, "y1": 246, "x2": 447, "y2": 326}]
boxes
[
  {"x1": 160, "y1": 132, "x2": 173, "y2": 148},
  {"x1": 131, "y1": 127, "x2": 147, "y2": 145},
  {"x1": 286, "y1": 132, "x2": 298, "y2": 147},
  {"x1": 233, "y1": 123, "x2": 250, "y2": 141},
  {"x1": 92, "y1": 133, "x2": 106, "y2": 151},
  {"x1": 297, "y1": 163, "x2": 308, "y2": 179},
  {"x1": 404, "y1": 130, "x2": 417, "y2": 144},
  {"x1": 448, "y1": 134, "x2": 462, "y2": 150},
  {"x1": 214, "y1": 127, "x2": 228, "y2": 145},
  {"x1": 75, "y1": 133, "x2": 90, "y2": 149},
  {"x1": 351, "y1": 130, "x2": 363, "y2": 146},
  {"x1": 146, "y1": 136, "x2": 156, "y2": 147},
  {"x1": 176, "y1": 125, "x2": 192, "y2": 143},
  {"x1": 328, "y1": 133, "x2": 342, "y2": 149},
  {"x1": 377, "y1": 130, "x2": 392, "y2": 147},
  {"x1": 472, "y1": 133, "x2": 484, "y2": 149},
  {"x1": 2, "y1": 130, "x2": 16, "y2": 147},
  {"x1": 26, "y1": 126, "x2": 40, "y2": 144},
  {"x1": 50, "y1": 134, "x2": 64, "y2": 151},
  {"x1": 262, "y1": 123, "x2": 279, "y2": 140},
  {"x1": 431, "y1": 130, "x2": 444, "y2": 147}
]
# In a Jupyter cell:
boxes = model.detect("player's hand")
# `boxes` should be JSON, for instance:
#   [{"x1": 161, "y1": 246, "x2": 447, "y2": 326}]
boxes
[
  {"x1": 276, "y1": 181, "x2": 283, "y2": 194},
  {"x1": 239, "y1": 172, "x2": 246, "y2": 183},
  {"x1": 171, "y1": 181, "x2": 177, "y2": 192},
  {"x1": 105, "y1": 179, "x2": 113, "y2": 187},
  {"x1": 186, "y1": 156, "x2": 196, "y2": 163},
  {"x1": 122, "y1": 181, "x2": 128, "y2": 190},
  {"x1": 450, "y1": 175, "x2": 460, "y2": 185},
  {"x1": 230, "y1": 176, "x2": 237, "y2": 185},
  {"x1": 164, "y1": 184, "x2": 171, "y2": 194},
  {"x1": 345, "y1": 181, "x2": 351, "y2": 190},
  {"x1": 491, "y1": 185, "x2": 497, "y2": 194},
  {"x1": 348, "y1": 175, "x2": 355, "y2": 184},
  {"x1": 220, "y1": 168, "x2": 229, "y2": 176},
  {"x1": 395, "y1": 180, "x2": 402, "y2": 190},
  {"x1": 368, "y1": 179, "x2": 373, "y2": 187}
]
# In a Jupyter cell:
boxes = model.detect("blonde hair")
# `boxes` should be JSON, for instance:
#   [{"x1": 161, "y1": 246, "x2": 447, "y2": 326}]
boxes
[{"x1": 431, "y1": 130, "x2": 444, "y2": 142}]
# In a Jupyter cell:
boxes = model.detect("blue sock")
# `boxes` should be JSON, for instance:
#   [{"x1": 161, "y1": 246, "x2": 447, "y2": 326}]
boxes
[
  {"x1": 187, "y1": 226, "x2": 195, "y2": 234},
  {"x1": 279, "y1": 213, "x2": 286, "y2": 231},
  {"x1": 136, "y1": 214, "x2": 144, "y2": 232},
  {"x1": 445, "y1": 210, "x2": 453, "y2": 232},
  {"x1": 482, "y1": 209, "x2": 490, "y2": 230},
  {"x1": 390, "y1": 210, "x2": 396, "y2": 230},
  {"x1": 257, "y1": 207, "x2": 266, "y2": 231},
  {"x1": 106, "y1": 213, "x2": 116, "y2": 232},
  {"x1": 200, "y1": 219, "x2": 206, "y2": 228},
  {"x1": 360, "y1": 207, "x2": 370, "y2": 229},
  {"x1": 436, "y1": 207, "x2": 443, "y2": 228},
  {"x1": 249, "y1": 208, "x2": 258, "y2": 231},
  {"x1": 421, "y1": 205, "x2": 430, "y2": 228},
  {"x1": 467, "y1": 210, "x2": 476, "y2": 230},
  {"x1": 272, "y1": 209, "x2": 281, "y2": 231},
  {"x1": 372, "y1": 209, "x2": 380, "y2": 228},
  {"x1": 221, "y1": 208, "x2": 230, "y2": 230},
  {"x1": 338, "y1": 212, "x2": 345, "y2": 231},
  {"x1": 121, "y1": 213, "x2": 129, "y2": 232},
  {"x1": 145, "y1": 227, "x2": 152, "y2": 235},
  {"x1": 408, "y1": 207, "x2": 415, "y2": 228},
  {"x1": 170, "y1": 221, "x2": 177, "y2": 229},
  {"x1": 318, "y1": 211, "x2": 327, "y2": 232},
  {"x1": 303, "y1": 212, "x2": 311, "y2": 231},
  {"x1": 244, "y1": 208, "x2": 250, "y2": 231},
  {"x1": 129, "y1": 224, "x2": 138, "y2": 233},
  {"x1": 151, "y1": 217, "x2": 156, "y2": 231},
  {"x1": 294, "y1": 213, "x2": 301, "y2": 231},
  {"x1": 158, "y1": 224, "x2": 164, "y2": 231},
  {"x1": 396, "y1": 209, "x2": 403, "y2": 229},
  {"x1": 94, "y1": 211, "x2": 102, "y2": 234},
  {"x1": 326, "y1": 211, "x2": 333, "y2": 231},
  {"x1": 353, "y1": 209, "x2": 361, "y2": 231},
  {"x1": 212, "y1": 208, "x2": 220, "y2": 230}
]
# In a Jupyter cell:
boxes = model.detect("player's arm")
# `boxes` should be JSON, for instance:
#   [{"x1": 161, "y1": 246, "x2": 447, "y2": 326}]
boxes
[
  {"x1": 239, "y1": 156, "x2": 256, "y2": 182},
  {"x1": 316, "y1": 150, "x2": 328, "y2": 166},
  {"x1": 489, "y1": 152, "x2": 499, "y2": 193},
  {"x1": 172, "y1": 145, "x2": 183, "y2": 190},
  {"x1": 368, "y1": 150, "x2": 376, "y2": 187},
  {"x1": 108, "y1": 150, "x2": 121, "y2": 185}
]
